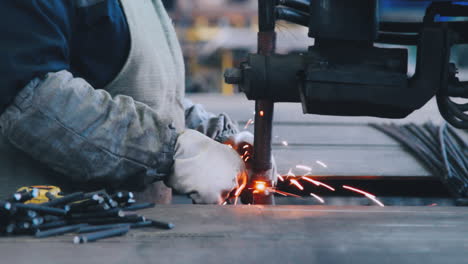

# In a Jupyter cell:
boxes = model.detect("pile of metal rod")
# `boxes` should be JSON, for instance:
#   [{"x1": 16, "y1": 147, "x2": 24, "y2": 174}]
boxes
[
  {"x1": 371, "y1": 122, "x2": 468, "y2": 200},
  {"x1": 0, "y1": 189, "x2": 174, "y2": 244}
]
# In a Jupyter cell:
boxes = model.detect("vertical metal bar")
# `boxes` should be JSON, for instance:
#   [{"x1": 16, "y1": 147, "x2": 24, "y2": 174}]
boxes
[{"x1": 252, "y1": 0, "x2": 277, "y2": 205}]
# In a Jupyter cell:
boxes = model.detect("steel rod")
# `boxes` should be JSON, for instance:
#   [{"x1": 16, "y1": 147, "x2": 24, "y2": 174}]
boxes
[{"x1": 252, "y1": 0, "x2": 277, "y2": 205}]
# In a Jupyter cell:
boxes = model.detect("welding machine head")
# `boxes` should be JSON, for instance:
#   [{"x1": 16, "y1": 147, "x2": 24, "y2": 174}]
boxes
[{"x1": 225, "y1": 0, "x2": 468, "y2": 128}]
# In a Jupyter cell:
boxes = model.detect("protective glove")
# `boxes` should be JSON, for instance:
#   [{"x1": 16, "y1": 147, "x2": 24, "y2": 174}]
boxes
[
  {"x1": 183, "y1": 99, "x2": 239, "y2": 143},
  {"x1": 224, "y1": 131, "x2": 277, "y2": 184},
  {"x1": 165, "y1": 129, "x2": 246, "y2": 204}
]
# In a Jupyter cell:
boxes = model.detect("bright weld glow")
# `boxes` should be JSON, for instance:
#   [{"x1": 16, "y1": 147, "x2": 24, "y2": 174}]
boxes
[
  {"x1": 342, "y1": 185, "x2": 385, "y2": 207},
  {"x1": 310, "y1": 193, "x2": 325, "y2": 204},
  {"x1": 281, "y1": 141, "x2": 289, "y2": 146},
  {"x1": 255, "y1": 181, "x2": 267, "y2": 192},
  {"x1": 301, "y1": 176, "x2": 336, "y2": 191},
  {"x1": 244, "y1": 119, "x2": 254, "y2": 129},
  {"x1": 259, "y1": 111, "x2": 265, "y2": 117},
  {"x1": 290, "y1": 179, "x2": 304, "y2": 191},
  {"x1": 316, "y1": 160, "x2": 328, "y2": 168},
  {"x1": 296, "y1": 165, "x2": 312, "y2": 172}
]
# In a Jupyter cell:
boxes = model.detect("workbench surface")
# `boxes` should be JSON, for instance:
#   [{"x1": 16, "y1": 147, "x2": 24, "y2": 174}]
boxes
[{"x1": 1, "y1": 205, "x2": 467, "y2": 264}]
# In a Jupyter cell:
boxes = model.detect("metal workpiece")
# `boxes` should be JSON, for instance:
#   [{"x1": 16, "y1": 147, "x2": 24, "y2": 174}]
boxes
[
  {"x1": 144, "y1": 220, "x2": 175, "y2": 230},
  {"x1": 35, "y1": 224, "x2": 88, "y2": 238},
  {"x1": 68, "y1": 208, "x2": 124, "y2": 219},
  {"x1": 124, "y1": 202, "x2": 155, "y2": 211},
  {"x1": 14, "y1": 203, "x2": 68, "y2": 216},
  {"x1": 78, "y1": 223, "x2": 130, "y2": 234},
  {"x1": 37, "y1": 220, "x2": 68, "y2": 230},
  {"x1": 8, "y1": 189, "x2": 39, "y2": 203},
  {"x1": 42, "y1": 192, "x2": 84, "y2": 207},
  {"x1": 69, "y1": 215, "x2": 146, "y2": 225},
  {"x1": 74, "y1": 226, "x2": 130, "y2": 244}
]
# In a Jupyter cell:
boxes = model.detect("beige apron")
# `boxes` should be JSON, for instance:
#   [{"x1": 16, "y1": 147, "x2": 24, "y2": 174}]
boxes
[{"x1": 0, "y1": 0, "x2": 185, "y2": 200}]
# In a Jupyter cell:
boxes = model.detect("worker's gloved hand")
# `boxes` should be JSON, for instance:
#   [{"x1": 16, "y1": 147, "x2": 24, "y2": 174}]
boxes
[
  {"x1": 166, "y1": 130, "x2": 246, "y2": 204},
  {"x1": 224, "y1": 131, "x2": 277, "y2": 183}
]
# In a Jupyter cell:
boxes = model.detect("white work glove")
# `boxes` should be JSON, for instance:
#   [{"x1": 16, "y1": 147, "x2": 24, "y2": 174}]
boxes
[
  {"x1": 224, "y1": 131, "x2": 277, "y2": 184},
  {"x1": 166, "y1": 130, "x2": 246, "y2": 204}
]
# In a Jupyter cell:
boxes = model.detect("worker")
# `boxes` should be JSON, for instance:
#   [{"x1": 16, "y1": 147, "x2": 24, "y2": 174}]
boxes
[{"x1": 0, "y1": 0, "x2": 275, "y2": 204}]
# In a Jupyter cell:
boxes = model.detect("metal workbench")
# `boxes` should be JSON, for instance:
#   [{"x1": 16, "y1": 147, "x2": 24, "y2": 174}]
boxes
[{"x1": 1, "y1": 205, "x2": 467, "y2": 264}]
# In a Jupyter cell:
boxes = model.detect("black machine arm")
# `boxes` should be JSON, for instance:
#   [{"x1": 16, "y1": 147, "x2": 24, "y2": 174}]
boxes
[{"x1": 226, "y1": 0, "x2": 468, "y2": 128}]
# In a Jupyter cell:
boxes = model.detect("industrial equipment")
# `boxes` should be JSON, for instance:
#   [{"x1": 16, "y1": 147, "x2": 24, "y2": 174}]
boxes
[{"x1": 225, "y1": 0, "x2": 468, "y2": 204}]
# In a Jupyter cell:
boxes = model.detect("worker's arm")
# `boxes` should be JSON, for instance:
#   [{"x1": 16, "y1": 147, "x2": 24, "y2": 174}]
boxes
[
  {"x1": 0, "y1": 1, "x2": 174, "y2": 190},
  {"x1": 0, "y1": 1, "x2": 244, "y2": 202},
  {"x1": 0, "y1": 71, "x2": 178, "y2": 190}
]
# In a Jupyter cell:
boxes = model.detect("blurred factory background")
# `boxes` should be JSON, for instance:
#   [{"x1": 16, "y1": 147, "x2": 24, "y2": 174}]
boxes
[{"x1": 161, "y1": 0, "x2": 468, "y2": 95}]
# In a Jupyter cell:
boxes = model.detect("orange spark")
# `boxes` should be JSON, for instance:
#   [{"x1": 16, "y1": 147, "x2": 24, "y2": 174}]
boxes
[
  {"x1": 310, "y1": 193, "x2": 325, "y2": 204},
  {"x1": 243, "y1": 145, "x2": 249, "y2": 149},
  {"x1": 259, "y1": 111, "x2": 265, "y2": 117},
  {"x1": 244, "y1": 119, "x2": 254, "y2": 129},
  {"x1": 342, "y1": 185, "x2": 385, "y2": 207},
  {"x1": 316, "y1": 160, "x2": 328, "y2": 168},
  {"x1": 290, "y1": 179, "x2": 304, "y2": 191},
  {"x1": 270, "y1": 189, "x2": 301, "y2": 198},
  {"x1": 302, "y1": 176, "x2": 336, "y2": 191},
  {"x1": 296, "y1": 165, "x2": 312, "y2": 172}
]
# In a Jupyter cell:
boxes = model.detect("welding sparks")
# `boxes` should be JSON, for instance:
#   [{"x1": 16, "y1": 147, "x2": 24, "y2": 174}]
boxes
[
  {"x1": 295, "y1": 165, "x2": 312, "y2": 172},
  {"x1": 342, "y1": 185, "x2": 385, "y2": 207},
  {"x1": 270, "y1": 189, "x2": 302, "y2": 198},
  {"x1": 301, "y1": 176, "x2": 336, "y2": 191},
  {"x1": 310, "y1": 193, "x2": 325, "y2": 204},
  {"x1": 281, "y1": 141, "x2": 289, "y2": 146},
  {"x1": 316, "y1": 160, "x2": 328, "y2": 168},
  {"x1": 234, "y1": 172, "x2": 248, "y2": 198},
  {"x1": 290, "y1": 179, "x2": 304, "y2": 191},
  {"x1": 277, "y1": 174, "x2": 285, "y2": 182},
  {"x1": 244, "y1": 119, "x2": 254, "y2": 129},
  {"x1": 259, "y1": 110, "x2": 265, "y2": 117}
]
